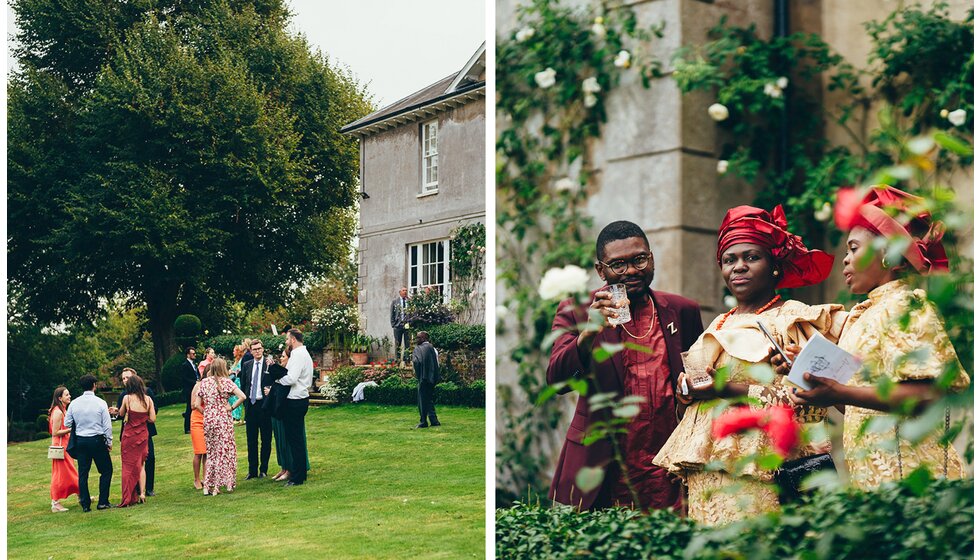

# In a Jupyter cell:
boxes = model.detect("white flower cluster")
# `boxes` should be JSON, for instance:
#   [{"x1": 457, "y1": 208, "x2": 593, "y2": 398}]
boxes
[
  {"x1": 591, "y1": 17, "x2": 606, "y2": 38},
  {"x1": 945, "y1": 108, "x2": 967, "y2": 127},
  {"x1": 319, "y1": 377, "x2": 341, "y2": 401},
  {"x1": 516, "y1": 27, "x2": 535, "y2": 42},
  {"x1": 539, "y1": 265, "x2": 590, "y2": 300},
  {"x1": 614, "y1": 50, "x2": 631, "y2": 69},
  {"x1": 312, "y1": 302, "x2": 358, "y2": 334},
  {"x1": 535, "y1": 67, "x2": 557, "y2": 89},
  {"x1": 582, "y1": 76, "x2": 601, "y2": 108},
  {"x1": 763, "y1": 76, "x2": 789, "y2": 99},
  {"x1": 707, "y1": 103, "x2": 729, "y2": 122}
]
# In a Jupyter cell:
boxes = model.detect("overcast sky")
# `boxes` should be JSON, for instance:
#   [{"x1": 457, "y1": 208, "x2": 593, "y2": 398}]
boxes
[{"x1": 7, "y1": 1, "x2": 486, "y2": 108}]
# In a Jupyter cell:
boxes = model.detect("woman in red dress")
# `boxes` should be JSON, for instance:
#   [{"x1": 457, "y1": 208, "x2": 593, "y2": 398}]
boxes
[
  {"x1": 200, "y1": 358, "x2": 246, "y2": 496},
  {"x1": 117, "y1": 375, "x2": 156, "y2": 507},
  {"x1": 49, "y1": 386, "x2": 79, "y2": 513}
]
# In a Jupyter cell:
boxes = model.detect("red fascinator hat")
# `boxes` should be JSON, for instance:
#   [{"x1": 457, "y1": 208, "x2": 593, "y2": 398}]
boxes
[
  {"x1": 717, "y1": 205, "x2": 834, "y2": 289},
  {"x1": 833, "y1": 185, "x2": 948, "y2": 274}
]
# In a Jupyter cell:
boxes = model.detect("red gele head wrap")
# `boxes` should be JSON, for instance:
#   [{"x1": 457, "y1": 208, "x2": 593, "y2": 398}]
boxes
[
  {"x1": 833, "y1": 185, "x2": 948, "y2": 274},
  {"x1": 716, "y1": 205, "x2": 834, "y2": 289}
]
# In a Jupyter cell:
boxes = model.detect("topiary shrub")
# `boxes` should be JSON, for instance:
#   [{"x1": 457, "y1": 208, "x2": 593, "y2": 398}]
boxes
[
  {"x1": 36, "y1": 414, "x2": 50, "y2": 432},
  {"x1": 160, "y1": 353, "x2": 191, "y2": 394},
  {"x1": 174, "y1": 314, "x2": 202, "y2": 349}
]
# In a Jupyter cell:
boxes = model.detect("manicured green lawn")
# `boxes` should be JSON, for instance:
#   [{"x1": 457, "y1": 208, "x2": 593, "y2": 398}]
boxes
[{"x1": 7, "y1": 404, "x2": 485, "y2": 559}]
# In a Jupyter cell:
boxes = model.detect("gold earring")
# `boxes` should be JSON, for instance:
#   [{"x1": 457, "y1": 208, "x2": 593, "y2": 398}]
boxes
[{"x1": 881, "y1": 257, "x2": 889, "y2": 269}]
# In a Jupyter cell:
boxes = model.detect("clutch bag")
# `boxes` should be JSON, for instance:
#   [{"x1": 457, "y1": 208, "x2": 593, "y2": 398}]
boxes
[
  {"x1": 47, "y1": 445, "x2": 65, "y2": 460},
  {"x1": 774, "y1": 452, "x2": 835, "y2": 504}
]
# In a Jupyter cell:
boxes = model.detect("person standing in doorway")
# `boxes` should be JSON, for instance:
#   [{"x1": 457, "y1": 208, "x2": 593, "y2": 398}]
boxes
[{"x1": 391, "y1": 287, "x2": 410, "y2": 363}]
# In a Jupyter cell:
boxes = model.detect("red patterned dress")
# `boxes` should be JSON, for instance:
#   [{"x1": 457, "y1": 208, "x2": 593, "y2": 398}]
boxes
[{"x1": 200, "y1": 377, "x2": 238, "y2": 493}]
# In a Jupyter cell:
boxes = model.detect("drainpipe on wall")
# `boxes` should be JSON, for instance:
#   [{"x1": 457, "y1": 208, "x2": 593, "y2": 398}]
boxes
[{"x1": 775, "y1": 0, "x2": 789, "y2": 176}]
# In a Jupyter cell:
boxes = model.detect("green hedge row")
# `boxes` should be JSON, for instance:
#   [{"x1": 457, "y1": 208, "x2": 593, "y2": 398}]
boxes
[
  {"x1": 363, "y1": 381, "x2": 485, "y2": 408},
  {"x1": 152, "y1": 389, "x2": 185, "y2": 408},
  {"x1": 496, "y1": 476, "x2": 973, "y2": 559},
  {"x1": 424, "y1": 323, "x2": 485, "y2": 350}
]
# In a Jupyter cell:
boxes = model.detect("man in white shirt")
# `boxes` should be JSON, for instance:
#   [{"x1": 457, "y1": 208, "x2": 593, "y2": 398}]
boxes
[
  {"x1": 278, "y1": 328, "x2": 313, "y2": 486},
  {"x1": 64, "y1": 374, "x2": 114, "y2": 511}
]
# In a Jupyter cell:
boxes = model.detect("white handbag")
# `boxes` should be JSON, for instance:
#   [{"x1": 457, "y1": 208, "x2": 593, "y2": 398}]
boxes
[{"x1": 47, "y1": 445, "x2": 65, "y2": 460}]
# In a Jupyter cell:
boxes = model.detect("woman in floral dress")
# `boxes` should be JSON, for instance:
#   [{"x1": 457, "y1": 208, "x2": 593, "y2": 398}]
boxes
[{"x1": 199, "y1": 358, "x2": 246, "y2": 495}]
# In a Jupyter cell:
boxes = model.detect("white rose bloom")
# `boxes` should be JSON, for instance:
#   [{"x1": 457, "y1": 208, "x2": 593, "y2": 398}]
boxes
[
  {"x1": 764, "y1": 83, "x2": 782, "y2": 98},
  {"x1": 614, "y1": 50, "x2": 631, "y2": 68},
  {"x1": 539, "y1": 265, "x2": 590, "y2": 300},
  {"x1": 582, "y1": 76, "x2": 601, "y2": 93},
  {"x1": 535, "y1": 67, "x2": 557, "y2": 89},
  {"x1": 814, "y1": 202, "x2": 832, "y2": 222},
  {"x1": 907, "y1": 136, "x2": 935, "y2": 155},
  {"x1": 495, "y1": 305, "x2": 509, "y2": 320},
  {"x1": 591, "y1": 22, "x2": 606, "y2": 37},
  {"x1": 947, "y1": 108, "x2": 967, "y2": 126},
  {"x1": 716, "y1": 160, "x2": 729, "y2": 174},
  {"x1": 554, "y1": 177, "x2": 576, "y2": 191},
  {"x1": 584, "y1": 93, "x2": 598, "y2": 108},
  {"x1": 776, "y1": 76, "x2": 788, "y2": 89},
  {"x1": 707, "y1": 103, "x2": 729, "y2": 122},
  {"x1": 516, "y1": 27, "x2": 535, "y2": 42}
]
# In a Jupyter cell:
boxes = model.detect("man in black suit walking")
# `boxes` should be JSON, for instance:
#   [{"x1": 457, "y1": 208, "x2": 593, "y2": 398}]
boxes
[
  {"x1": 110, "y1": 367, "x2": 158, "y2": 496},
  {"x1": 181, "y1": 347, "x2": 198, "y2": 434},
  {"x1": 241, "y1": 339, "x2": 273, "y2": 479}
]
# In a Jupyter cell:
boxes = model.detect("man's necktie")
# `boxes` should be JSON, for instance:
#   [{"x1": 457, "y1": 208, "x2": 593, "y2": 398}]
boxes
[{"x1": 251, "y1": 361, "x2": 260, "y2": 404}]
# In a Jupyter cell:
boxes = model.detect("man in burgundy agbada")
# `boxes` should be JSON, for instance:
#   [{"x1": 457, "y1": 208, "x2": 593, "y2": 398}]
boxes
[{"x1": 547, "y1": 221, "x2": 704, "y2": 511}]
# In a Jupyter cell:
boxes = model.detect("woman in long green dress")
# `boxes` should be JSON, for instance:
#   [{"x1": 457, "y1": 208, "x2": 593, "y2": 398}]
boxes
[{"x1": 270, "y1": 349, "x2": 310, "y2": 481}]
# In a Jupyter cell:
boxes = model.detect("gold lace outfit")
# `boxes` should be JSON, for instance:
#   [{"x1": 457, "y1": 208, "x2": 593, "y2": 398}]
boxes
[
  {"x1": 840, "y1": 279, "x2": 970, "y2": 490},
  {"x1": 652, "y1": 300, "x2": 847, "y2": 525}
]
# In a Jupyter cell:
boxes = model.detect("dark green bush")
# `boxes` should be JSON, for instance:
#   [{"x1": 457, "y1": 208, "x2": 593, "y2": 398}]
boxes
[
  {"x1": 204, "y1": 334, "x2": 288, "y2": 358},
  {"x1": 174, "y1": 314, "x2": 202, "y2": 348},
  {"x1": 363, "y1": 380, "x2": 485, "y2": 408},
  {"x1": 34, "y1": 431, "x2": 51, "y2": 441},
  {"x1": 160, "y1": 353, "x2": 191, "y2": 394},
  {"x1": 152, "y1": 389, "x2": 185, "y2": 408},
  {"x1": 36, "y1": 414, "x2": 50, "y2": 432},
  {"x1": 496, "y1": 477, "x2": 974, "y2": 559},
  {"x1": 426, "y1": 323, "x2": 485, "y2": 350}
]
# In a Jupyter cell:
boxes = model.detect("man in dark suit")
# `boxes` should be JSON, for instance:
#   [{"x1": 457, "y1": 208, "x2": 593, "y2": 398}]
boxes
[
  {"x1": 390, "y1": 287, "x2": 410, "y2": 362},
  {"x1": 547, "y1": 220, "x2": 704, "y2": 511},
  {"x1": 412, "y1": 331, "x2": 441, "y2": 429},
  {"x1": 241, "y1": 339, "x2": 273, "y2": 479},
  {"x1": 181, "y1": 347, "x2": 198, "y2": 434},
  {"x1": 110, "y1": 368, "x2": 157, "y2": 496}
]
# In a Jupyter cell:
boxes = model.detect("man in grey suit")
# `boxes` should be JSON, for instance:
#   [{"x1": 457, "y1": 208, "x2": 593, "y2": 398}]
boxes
[{"x1": 390, "y1": 286, "x2": 410, "y2": 362}]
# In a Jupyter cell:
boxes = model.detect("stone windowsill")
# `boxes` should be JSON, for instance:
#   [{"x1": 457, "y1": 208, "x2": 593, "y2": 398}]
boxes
[{"x1": 416, "y1": 189, "x2": 439, "y2": 198}]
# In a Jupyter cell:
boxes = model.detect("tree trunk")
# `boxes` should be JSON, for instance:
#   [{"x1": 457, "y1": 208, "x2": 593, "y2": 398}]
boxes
[{"x1": 146, "y1": 282, "x2": 180, "y2": 392}]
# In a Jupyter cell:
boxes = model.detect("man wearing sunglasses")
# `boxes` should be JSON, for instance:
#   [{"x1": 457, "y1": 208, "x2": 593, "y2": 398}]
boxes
[{"x1": 547, "y1": 220, "x2": 704, "y2": 512}]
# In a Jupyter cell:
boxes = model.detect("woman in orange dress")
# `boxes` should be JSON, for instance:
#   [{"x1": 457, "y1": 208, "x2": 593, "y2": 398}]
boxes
[
  {"x1": 117, "y1": 375, "x2": 155, "y2": 507},
  {"x1": 190, "y1": 372, "x2": 208, "y2": 490},
  {"x1": 48, "y1": 386, "x2": 79, "y2": 513}
]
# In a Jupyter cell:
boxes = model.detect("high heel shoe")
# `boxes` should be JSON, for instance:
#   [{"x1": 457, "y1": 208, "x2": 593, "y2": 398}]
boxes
[{"x1": 138, "y1": 495, "x2": 146, "y2": 504}]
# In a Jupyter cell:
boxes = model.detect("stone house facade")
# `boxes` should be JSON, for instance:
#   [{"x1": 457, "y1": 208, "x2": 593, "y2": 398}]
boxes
[{"x1": 341, "y1": 44, "x2": 486, "y2": 350}]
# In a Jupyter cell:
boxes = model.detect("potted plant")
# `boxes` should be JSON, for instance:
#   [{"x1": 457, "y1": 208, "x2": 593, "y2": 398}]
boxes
[{"x1": 348, "y1": 334, "x2": 373, "y2": 366}]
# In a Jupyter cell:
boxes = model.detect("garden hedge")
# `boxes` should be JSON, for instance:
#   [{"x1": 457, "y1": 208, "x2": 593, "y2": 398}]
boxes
[
  {"x1": 425, "y1": 323, "x2": 485, "y2": 350},
  {"x1": 363, "y1": 381, "x2": 485, "y2": 408},
  {"x1": 496, "y1": 476, "x2": 973, "y2": 559}
]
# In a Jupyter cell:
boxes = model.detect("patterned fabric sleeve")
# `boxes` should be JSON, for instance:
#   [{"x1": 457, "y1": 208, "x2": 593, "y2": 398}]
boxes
[
  {"x1": 746, "y1": 384, "x2": 826, "y2": 423},
  {"x1": 879, "y1": 291, "x2": 969, "y2": 390}
]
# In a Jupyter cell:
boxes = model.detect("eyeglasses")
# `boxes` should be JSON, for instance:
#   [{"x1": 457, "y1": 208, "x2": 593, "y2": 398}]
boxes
[{"x1": 597, "y1": 252, "x2": 653, "y2": 275}]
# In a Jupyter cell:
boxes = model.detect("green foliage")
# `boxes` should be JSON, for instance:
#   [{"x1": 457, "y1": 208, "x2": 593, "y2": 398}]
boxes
[
  {"x1": 496, "y1": 477, "x2": 974, "y2": 559},
  {"x1": 330, "y1": 366, "x2": 366, "y2": 404},
  {"x1": 449, "y1": 222, "x2": 487, "y2": 324},
  {"x1": 173, "y1": 314, "x2": 202, "y2": 349},
  {"x1": 495, "y1": 0, "x2": 667, "y2": 503},
  {"x1": 406, "y1": 289, "x2": 454, "y2": 327},
  {"x1": 426, "y1": 323, "x2": 486, "y2": 350},
  {"x1": 36, "y1": 414, "x2": 50, "y2": 432},
  {"x1": 362, "y1": 381, "x2": 486, "y2": 408},
  {"x1": 159, "y1": 353, "x2": 191, "y2": 395},
  {"x1": 204, "y1": 334, "x2": 289, "y2": 358},
  {"x1": 151, "y1": 389, "x2": 186, "y2": 408},
  {"x1": 7, "y1": 0, "x2": 372, "y2": 373}
]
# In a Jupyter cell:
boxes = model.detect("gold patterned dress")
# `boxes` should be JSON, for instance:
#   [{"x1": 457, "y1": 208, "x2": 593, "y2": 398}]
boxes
[
  {"x1": 653, "y1": 300, "x2": 847, "y2": 525},
  {"x1": 839, "y1": 279, "x2": 970, "y2": 490}
]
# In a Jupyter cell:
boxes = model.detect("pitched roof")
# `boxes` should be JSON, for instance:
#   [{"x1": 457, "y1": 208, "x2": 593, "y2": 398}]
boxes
[{"x1": 341, "y1": 43, "x2": 485, "y2": 136}]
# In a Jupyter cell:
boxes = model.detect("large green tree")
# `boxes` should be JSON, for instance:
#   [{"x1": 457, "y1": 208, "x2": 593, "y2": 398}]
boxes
[{"x1": 8, "y1": 0, "x2": 372, "y2": 383}]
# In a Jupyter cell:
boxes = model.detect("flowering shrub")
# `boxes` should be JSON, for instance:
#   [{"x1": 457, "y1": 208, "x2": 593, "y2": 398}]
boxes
[
  {"x1": 537, "y1": 265, "x2": 589, "y2": 300},
  {"x1": 318, "y1": 377, "x2": 341, "y2": 401},
  {"x1": 406, "y1": 289, "x2": 454, "y2": 327}
]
